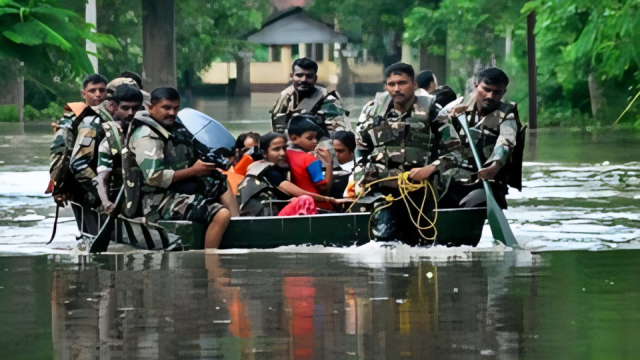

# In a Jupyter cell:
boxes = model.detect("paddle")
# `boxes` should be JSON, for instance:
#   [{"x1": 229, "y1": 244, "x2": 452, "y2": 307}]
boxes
[
  {"x1": 457, "y1": 115, "x2": 519, "y2": 248},
  {"x1": 88, "y1": 186, "x2": 124, "y2": 253}
]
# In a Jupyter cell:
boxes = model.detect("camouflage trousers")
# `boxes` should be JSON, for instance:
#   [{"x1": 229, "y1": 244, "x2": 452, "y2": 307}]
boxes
[{"x1": 158, "y1": 191, "x2": 226, "y2": 225}]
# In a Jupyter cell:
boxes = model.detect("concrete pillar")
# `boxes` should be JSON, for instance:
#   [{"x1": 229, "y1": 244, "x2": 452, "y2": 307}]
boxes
[
  {"x1": 281, "y1": 45, "x2": 293, "y2": 82},
  {"x1": 401, "y1": 43, "x2": 412, "y2": 65},
  {"x1": 323, "y1": 44, "x2": 330, "y2": 62},
  {"x1": 142, "y1": 0, "x2": 177, "y2": 90},
  {"x1": 86, "y1": 0, "x2": 98, "y2": 73},
  {"x1": 311, "y1": 44, "x2": 317, "y2": 61},
  {"x1": 234, "y1": 51, "x2": 252, "y2": 97},
  {"x1": 268, "y1": 46, "x2": 274, "y2": 62},
  {"x1": 299, "y1": 43, "x2": 307, "y2": 58}
]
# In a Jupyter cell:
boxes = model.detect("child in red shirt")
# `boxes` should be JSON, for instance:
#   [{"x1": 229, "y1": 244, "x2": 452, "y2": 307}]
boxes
[{"x1": 286, "y1": 116, "x2": 334, "y2": 210}]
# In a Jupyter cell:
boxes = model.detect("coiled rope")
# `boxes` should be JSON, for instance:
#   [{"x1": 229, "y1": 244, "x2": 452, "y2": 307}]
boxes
[{"x1": 347, "y1": 172, "x2": 439, "y2": 241}]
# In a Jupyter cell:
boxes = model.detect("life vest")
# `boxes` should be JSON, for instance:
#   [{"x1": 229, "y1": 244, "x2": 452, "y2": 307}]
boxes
[
  {"x1": 237, "y1": 161, "x2": 289, "y2": 216},
  {"x1": 270, "y1": 85, "x2": 338, "y2": 135},
  {"x1": 121, "y1": 111, "x2": 171, "y2": 218},
  {"x1": 364, "y1": 92, "x2": 437, "y2": 178}
]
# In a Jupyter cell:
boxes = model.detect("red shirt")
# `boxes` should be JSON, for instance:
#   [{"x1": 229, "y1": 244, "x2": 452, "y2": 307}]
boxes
[{"x1": 285, "y1": 147, "x2": 333, "y2": 210}]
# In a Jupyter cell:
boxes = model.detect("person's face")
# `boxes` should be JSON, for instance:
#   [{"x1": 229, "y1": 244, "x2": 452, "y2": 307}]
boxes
[
  {"x1": 290, "y1": 131, "x2": 318, "y2": 152},
  {"x1": 243, "y1": 137, "x2": 256, "y2": 148},
  {"x1": 333, "y1": 139, "x2": 353, "y2": 165},
  {"x1": 291, "y1": 66, "x2": 317, "y2": 95},
  {"x1": 385, "y1": 73, "x2": 416, "y2": 108},
  {"x1": 148, "y1": 98, "x2": 180, "y2": 127},
  {"x1": 475, "y1": 81, "x2": 507, "y2": 113},
  {"x1": 266, "y1": 137, "x2": 287, "y2": 167},
  {"x1": 115, "y1": 100, "x2": 142, "y2": 122},
  {"x1": 82, "y1": 82, "x2": 106, "y2": 106}
]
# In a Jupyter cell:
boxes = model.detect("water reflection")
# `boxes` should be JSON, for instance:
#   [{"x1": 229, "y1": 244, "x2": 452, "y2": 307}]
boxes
[{"x1": 39, "y1": 251, "x2": 544, "y2": 359}]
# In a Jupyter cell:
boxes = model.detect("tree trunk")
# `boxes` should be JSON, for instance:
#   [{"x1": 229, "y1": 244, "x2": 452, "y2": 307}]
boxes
[
  {"x1": 142, "y1": 0, "x2": 177, "y2": 90},
  {"x1": 86, "y1": 0, "x2": 99, "y2": 73},
  {"x1": 588, "y1": 73, "x2": 606, "y2": 119},
  {"x1": 0, "y1": 74, "x2": 24, "y2": 132},
  {"x1": 337, "y1": 49, "x2": 355, "y2": 97},
  {"x1": 234, "y1": 52, "x2": 252, "y2": 97},
  {"x1": 419, "y1": 36, "x2": 446, "y2": 86},
  {"x1": 527, "y1": 9, "x2": 538, "y2": 129}
]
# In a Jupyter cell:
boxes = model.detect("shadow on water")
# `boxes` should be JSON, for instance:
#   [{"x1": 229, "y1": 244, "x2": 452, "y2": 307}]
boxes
[{"x1": 1, "y1": 251, "x2": 639, "y2": 359}]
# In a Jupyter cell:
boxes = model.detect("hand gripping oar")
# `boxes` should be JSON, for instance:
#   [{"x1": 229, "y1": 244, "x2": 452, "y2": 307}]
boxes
[
  {"x1": 88, "y1": 186, "x2": 124, "y2": 253},
  {"x1": 457, "y1": 115, "x2": 519, "y2": 248}
]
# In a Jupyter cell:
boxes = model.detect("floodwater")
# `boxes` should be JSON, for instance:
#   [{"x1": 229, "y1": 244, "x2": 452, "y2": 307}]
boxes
[{"x1": 0, "y1": 94, "x2": 639, "y2": 358}]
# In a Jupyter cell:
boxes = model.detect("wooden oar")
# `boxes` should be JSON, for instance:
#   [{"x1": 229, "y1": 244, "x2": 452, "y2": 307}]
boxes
[
  {"x1": 457, "y1": 115, "x2": 519, "y2": 248},
  {"x1": 88, "y1": 186, "x2": 124, "y2": 253}
]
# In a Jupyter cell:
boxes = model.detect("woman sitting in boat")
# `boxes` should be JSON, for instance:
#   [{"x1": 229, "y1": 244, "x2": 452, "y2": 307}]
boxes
[{"x1": 237, "y1": 133, "x2": 349, "y2": 216}]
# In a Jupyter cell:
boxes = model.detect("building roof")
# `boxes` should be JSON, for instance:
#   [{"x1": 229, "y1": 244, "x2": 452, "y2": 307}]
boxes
[{"x1": 248, "y1": 7, "x2": 348, "y2": 45}]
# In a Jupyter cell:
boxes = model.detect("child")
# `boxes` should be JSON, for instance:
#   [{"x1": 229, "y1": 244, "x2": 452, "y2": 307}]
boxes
[{"x1": 286, "y1": 116, "x2": 334, "y2": 210}]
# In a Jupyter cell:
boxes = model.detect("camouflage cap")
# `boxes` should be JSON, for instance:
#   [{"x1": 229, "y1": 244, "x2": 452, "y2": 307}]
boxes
[{"x1": 106, "y1": 77, "x2": 140, "y2": 100}]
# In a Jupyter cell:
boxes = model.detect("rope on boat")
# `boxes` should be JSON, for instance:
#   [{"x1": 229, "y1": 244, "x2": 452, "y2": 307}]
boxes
[{"x1": 347, "y1": 172, "x2": 439, "y2": 241}]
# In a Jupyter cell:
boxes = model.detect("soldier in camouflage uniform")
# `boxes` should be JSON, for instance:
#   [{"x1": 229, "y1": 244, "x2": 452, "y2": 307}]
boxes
[
  {"x1": 127, "y1": 87, "x2": 236, "y2": 249},
  {"x1": 354, "y1": 63, "x2": 462, "y2": 243},
  {"x1": 94, "y1": 81, "x2": 144, "y2": 214},
  {"x1": 436, "y1": 67, "x2": 524, "y2": 209},
  {"x1": 271, "y1": 58, "x2": 350, "y2": 139},
  {"x1": 48, "y1": 74, "x2": 108, "y2": 207}
]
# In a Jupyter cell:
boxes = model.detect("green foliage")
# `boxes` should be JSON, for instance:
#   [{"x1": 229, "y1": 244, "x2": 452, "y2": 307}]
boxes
[
  {"x1": 0, "y1": 0, "x2": 120, "y2": 79},
  {"x1": 0, "y1": 104, "x2": 19, "y2": 122},
  {"x1": 24, "y1": 102, "x2": 64, "y2": 121}
]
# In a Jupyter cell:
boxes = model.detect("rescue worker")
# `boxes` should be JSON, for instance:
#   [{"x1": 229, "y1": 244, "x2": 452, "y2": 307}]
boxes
[
  {"x1": 119, "y1": 70, "x2": 151, "y2": 109},
  {"x1": 435, "y1": 67, "x2": 524, "y2": 209},
  {"x1": 68, "y1": 77, "x2": 125, "y2": 206},
  {"x1": 270, "y1": 57, "x2": 350, "y2": 137},
  {"x1": 94, "y1": 83, "x2": 144, "y2": 214},
  {"x1": 48, "y1": 74, "x2": 107, "y2": 207},
  {"x1": 127, "y1": 87, "x2": 238, "y2": 249},
  {"x1": 354, "y1": 63, "x2": 462, "y2": 243}
]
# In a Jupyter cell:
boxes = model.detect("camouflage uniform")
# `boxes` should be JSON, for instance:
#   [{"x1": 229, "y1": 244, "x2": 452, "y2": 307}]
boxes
[
  {"x1": 69, "y1": 103, "x2": 114, "y2": 202},
  {"x1": 128, "y1": 111, "x2": 228, "y2": 224},
  {"x1": 96, "y1": 119, "x2": 127, "y2": 198},
  {"x1": 270, "y1": 85, "x2": 350, "y2": 136},
  {"x1": 354, "y1": 92, "x2": 463, "y2": 243},
  {"x1": 437, "y1": 92, "x2": 523, "y2": 207},
  {"x1": 354, "y1": 91, "x2": 462, "y2": 192}
]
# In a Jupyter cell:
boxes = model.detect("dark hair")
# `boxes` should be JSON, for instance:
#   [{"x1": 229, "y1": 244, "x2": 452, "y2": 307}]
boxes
[
  {"x1": 150, "y1": 87, "x2": 180, "y2": 104},
  {"x1": 119, "y1": 71, "x2": 143, "y2": 89},
  {"x1": 287, "y1": 115, "x2": 322, "y2": 138},
  {"x1": 83, "y1": 74, "x2": 107, "y2": 89},
  {"x1": 113, "y1": 84, "x2": 143, "y2": 105},
  {"x1": 385, "y1": 63, "x2": 415, "y2": 81},
  {"x1": 417, "y1": 70, "x2": 435, "y2": 89},
  {"x1": 235, "y1": 132, "x2": 260, "y2": 150},
  {"x1": 432, "y1": 85, "x2": 458, "y2": 108},
  {"x1": 477, "y1": 67, "x2": 509, "y2": 87},
  {"x1": 260, "y1": 132, "x2": 286, "y2": 153},
  {"x1": 331, "y1": 131, "x2": 356, "y2": 153},
  {"x1": 292, "y1": 57, "x2": 318, "y2": 73}
]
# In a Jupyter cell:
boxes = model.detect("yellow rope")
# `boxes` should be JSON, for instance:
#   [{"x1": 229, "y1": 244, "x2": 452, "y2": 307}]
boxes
[{"x1": 347, "y1": 172, "x2": 438, "y2": 242}]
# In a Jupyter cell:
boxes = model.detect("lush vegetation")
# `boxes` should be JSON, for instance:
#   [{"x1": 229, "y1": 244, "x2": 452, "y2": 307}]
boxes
[{"x1": 1, "y1": 0, "x2": 639, "y2": 128}]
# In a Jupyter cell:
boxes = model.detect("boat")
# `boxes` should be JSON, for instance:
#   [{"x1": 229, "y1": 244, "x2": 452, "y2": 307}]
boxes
[{"x1": 70, "y1": 201, "x2": 487, "y2": 252}]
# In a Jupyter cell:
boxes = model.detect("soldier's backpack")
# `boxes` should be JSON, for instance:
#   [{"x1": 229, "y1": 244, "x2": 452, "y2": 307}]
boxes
[
  {"x1": 237, "y1": 161, "x2": 290, "y2": 216},
  {"x1": 46, "y1": 103, "x2": 92, "y2": 199}
]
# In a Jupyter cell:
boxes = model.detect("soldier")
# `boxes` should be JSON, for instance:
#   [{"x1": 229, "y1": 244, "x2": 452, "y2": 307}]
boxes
[
  {"x1": 270, "y1": 57, "x2": 349, "y2": 137},
  {"x1": 119, "y1": 70, "x2": 151, "y2": 109},
  {"x1": 354, "y1": 63, "x2": 462, "y2": 243},
  {"x1": 48, "y1": 74, "x2": 107, "y2": 207},
  {"x1": 436, "y1": 67, "x2": 524, "y2": 209},
  {"x1": 127, "y1": 88, "x2": 238, "y2": 249},
  {"x1": 417, "y1": 70, "x2": 438, "y2": 94},
  {"x1": 94, "y1": 83, "x2": 144, "y2": 214}
]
